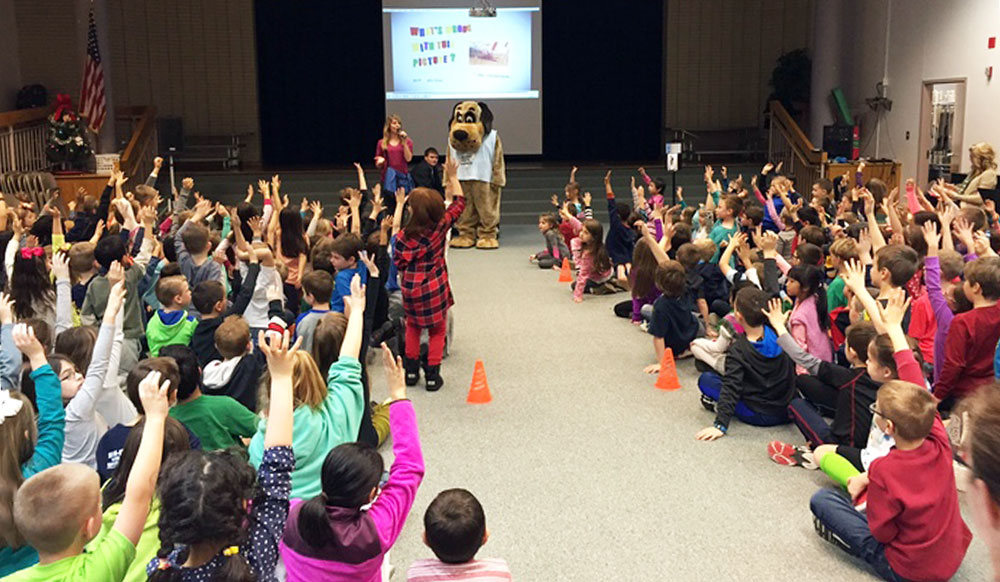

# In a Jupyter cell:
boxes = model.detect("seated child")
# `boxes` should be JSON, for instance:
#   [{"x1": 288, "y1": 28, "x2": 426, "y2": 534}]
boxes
[
  {"x1": 280, "y1": 345, "x2": 423, "y2": 581},
  {"x1": 809, "y1": 380, "x2": 972, "y2": 582},
  {"x1": 328, "y1": 233, "x2": 366, "y2": 314},
  {"x1": 68, "y1": 242, "x2": 98, "y2": 310},
  {"x1": 569, "y1": 218, "x2": 617, "y2": 302},
  {"x1": 529, "y1": 212, "x2": 570, "y2": 270},
  {"x1": 5, "y1": 368, "x2": 169, "y2": 582},
  {"x1": 603, "y1": 170, "x2": 638, "y2": 279},
  {"x1": 408, "y1": 488, "x2": 512, "y2": 582},
  {"x1": 934, "y1": 256, "x2": 1000, "y2": 411},
  {"x1": 189, "y1": 247, "x2": 261, "y2": 367},
  {"x1": 145, "y1": 274, "x2": 197, "y2": 357},
  {"x1": 174, "y1": 199, "x2": 223, "y2": 288},
  {"x1": 644, "y1": 260, "x2": 699, "y2": 373},
  {"x1": 295, "y1": 270, "x2": 334, "y2": 353},
  {"x1": 696, "y1": 287, "x2": 795, "y2": 440},
  {"x1": 202, "y1": 315, "x2": 267, "y2": 412},
  {"x1": 161, "y1": 345, "x2": 257, "y2": 451}
]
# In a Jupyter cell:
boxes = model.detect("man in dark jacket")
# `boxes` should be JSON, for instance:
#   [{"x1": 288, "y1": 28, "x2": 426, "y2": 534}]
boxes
[{"x1": 411, "y1": 147, "x2": 443, "y2": 192}]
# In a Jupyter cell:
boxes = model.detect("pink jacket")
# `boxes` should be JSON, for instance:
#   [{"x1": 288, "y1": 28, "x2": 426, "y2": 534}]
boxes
[{"x1": 789, "y1": 294, "x2": 833, "y2": 365}]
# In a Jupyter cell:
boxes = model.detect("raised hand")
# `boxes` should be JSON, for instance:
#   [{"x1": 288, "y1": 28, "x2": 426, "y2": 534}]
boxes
[
  {"x1": 358, "y1": 250, "x2": 380, "y2": 279},
  {"x1": 381, "y1": 342, "x2": 406, "y2": 401},
  {"x1": 105, "y1": 280, "x2": 128, "y2": 319},
  {"x1": 762, "y1": 297, "x2": 789, "y2": 332},
  {"x1": 258, "y1": 330, "x2": 301, "y2": 379},
  {"x1": 922, "y1": 220, "x2": 941, "y2": 254},
  {"x1": 181, "y1": 177, "x2": 194, "y2": 191},
  {"x1": 52, "y1": 251, "x2": 70, "y2": 281},
  {"x1": 107, "y1": 260, "x2": 125, "y2": 286},
  {"x1": 604, "y1": 170, "x2": 612, "y2": 184},
  {"x1": 877, "y1": 292, "x2": 911, "y2": 330},
  {"x1": 953, "y1": 217, "x2": 976, "y2": 250},
  {"x1": 12, "y1": 323, "x2": 45, "y2": 362},
  {"x1": 582, "y1": 192, "x2": 592, "y2": 206},
  {"x1": 138, "y1": 370, "x2": 171, "y2": 420},
  {"x1": 343, "y1": 273, "x2": 366, "y2": 314},
  {"x1": 842, "y1": 259, "x2": 867, "y2": 291}
]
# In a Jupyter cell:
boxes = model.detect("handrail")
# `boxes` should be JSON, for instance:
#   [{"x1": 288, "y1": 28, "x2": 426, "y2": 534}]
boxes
[
  {"x1": 118, "y1": 106, "x2": 157, "y2": 178},
  {"x1": 769, "y1": 100, "x2": 826, "y2": 167},
  {"x1": 0, "y1": 107, "x2": 49, "y2": 129}
]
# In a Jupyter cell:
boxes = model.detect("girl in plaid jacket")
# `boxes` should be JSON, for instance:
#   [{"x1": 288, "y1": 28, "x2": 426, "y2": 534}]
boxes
[{"x1": 393, "y1": 158, "x2": 465, "y2": 391}]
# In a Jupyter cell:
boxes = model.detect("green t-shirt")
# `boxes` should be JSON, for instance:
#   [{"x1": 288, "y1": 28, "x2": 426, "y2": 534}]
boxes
[
  {"x1": 169, "y1": 395, "x2": 258, "y2": 451},
  {"x1": 85, "y1": 499, "x2": 160, "y2": 582},
  {"x1": 827, "y1": 275, "x2": 847, "y2": 312},
  {"x1": 1, "y1": 529, "x2": 134, "y2": 582}
]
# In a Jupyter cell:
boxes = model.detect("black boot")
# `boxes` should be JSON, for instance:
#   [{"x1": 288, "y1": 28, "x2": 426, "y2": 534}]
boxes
[
  {"x1": 424, "y1": 365, "x2": 444, "y2": 392},
  {"x1": 404, "y1": 359, "x2": 420, "y2": 387}
]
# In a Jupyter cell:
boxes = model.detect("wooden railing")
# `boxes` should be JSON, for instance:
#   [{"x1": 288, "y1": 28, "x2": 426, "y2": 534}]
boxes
[
  {"x1": 767, "y1": 100, "x2": 827, "y2": 189},
  {"x1": 0, "y1": 107, "x2": 50, "y2": 174},
  {"x1": 116, "y1": 106, "x2": 157, "y2": 179}
]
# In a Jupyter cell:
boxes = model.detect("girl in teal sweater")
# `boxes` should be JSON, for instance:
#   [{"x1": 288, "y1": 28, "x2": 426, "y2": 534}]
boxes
[
  {"x1": 0, "y1": 321, "x2": 67, "y2": 577},
  {"x1": 248, "y1": 274, "x2": 367, "y2": 499}
]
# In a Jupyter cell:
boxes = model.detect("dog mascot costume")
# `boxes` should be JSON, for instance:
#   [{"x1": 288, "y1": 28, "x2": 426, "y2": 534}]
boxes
[{"x1": 447, "y1": 101, "x2": 506, "y2": 249}]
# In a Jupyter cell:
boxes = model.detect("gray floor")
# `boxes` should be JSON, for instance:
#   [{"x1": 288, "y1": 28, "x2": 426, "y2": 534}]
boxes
[{"x1": 381, "y1": 227, "x2": 991, "y2": 582}]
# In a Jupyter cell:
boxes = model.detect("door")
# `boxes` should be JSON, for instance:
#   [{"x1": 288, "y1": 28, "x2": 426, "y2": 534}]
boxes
[{"x1": 917, "y1": 80, "x2": 966, "y2": 184}]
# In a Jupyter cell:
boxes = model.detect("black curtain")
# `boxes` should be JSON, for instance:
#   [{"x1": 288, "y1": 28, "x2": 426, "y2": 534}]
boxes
[
  {"x1": 255, "y1": 1, "x2": 384, "y2": 166},
  {"x1": 542, "y1": 0, "x2": 663, "y2": 161}
]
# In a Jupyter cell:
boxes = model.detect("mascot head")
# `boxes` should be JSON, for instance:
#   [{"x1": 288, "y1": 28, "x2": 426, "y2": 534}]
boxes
[{"x1": 448, "y1": 101, "x2": 493, "y2": 153}]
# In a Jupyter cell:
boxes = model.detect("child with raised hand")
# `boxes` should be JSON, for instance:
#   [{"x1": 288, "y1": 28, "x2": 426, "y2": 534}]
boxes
[
  {"x1": 695, "y1": 287, "x2": 796, "y2": 441},
  {"x1": 59, "y1": 276, "x2": 128, "y2": 467},
  {"x1": 394, "y1": 157, "x2": 465, "y2": 390},
  {"x1": 934, "y1": 254, "x2": 1000, "y2": 411},
  {"x1": 786, "y1": 263, "x2": 833, "y2": 365},
  {"x1": 811, "y1": 293, "x2": 927, "y2": 492},
  {"x1": 920, "y1": 220, "x2": 971, "y2": 384},
  {"x1": 809, "y1": 376, "x2": 971, "y2": 581},
  {"x1": 763, "y1": 297, "x2": 879, "y2": 468},
  {"x1": 603, "y1": 170, "x2": 638, "y2": 280},
  {"x1": 147, "y1": 330, "x2": 298, "y2": 581},
  {"x1": 5, "y1": 369, "x2": 169, "y2": 582},
  {"x1": 0, "y1": 324, "x2": 66, "y2": 576},
  {"x1": 249, "y1": 274, "x2": 366, "y2": 499},
  {"x1": 280, "y1": 343, "x2": 424, "y2": 582}
]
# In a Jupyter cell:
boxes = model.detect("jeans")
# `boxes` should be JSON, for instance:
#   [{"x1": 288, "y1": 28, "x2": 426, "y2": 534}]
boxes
[
  {"x1": 698, "y1": 372, "x2": 790, "y2": 426},
  {"x1": 788, "y1": 397, "x2": 835, "y2": 446},
  {"x1": 809, "y1": 489, "x2": 907, "y2": 582}
]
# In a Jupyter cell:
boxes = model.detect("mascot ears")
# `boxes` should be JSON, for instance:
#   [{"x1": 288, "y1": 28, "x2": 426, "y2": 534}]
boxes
[{"x1": 448, "y1": 101, "x2": 494, "y2": 135}]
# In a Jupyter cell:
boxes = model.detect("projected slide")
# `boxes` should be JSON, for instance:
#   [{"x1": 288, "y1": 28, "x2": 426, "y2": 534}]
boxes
[{"x1": 385, "y1": 8, "x2": 538, "y2": 100}]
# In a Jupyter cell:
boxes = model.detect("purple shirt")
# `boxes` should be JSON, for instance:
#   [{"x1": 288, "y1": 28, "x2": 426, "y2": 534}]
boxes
[{"x1": 281, "y1": 400, "x2": 424, "y2": 582}]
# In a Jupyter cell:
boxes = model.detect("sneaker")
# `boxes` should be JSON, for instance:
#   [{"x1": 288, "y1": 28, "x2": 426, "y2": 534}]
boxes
[
  {"x1": 813, "y1": 516, "x2": 852, "y2": 553},
  {"x1": 638, "y1": 321, "x2": 649, "y2": 332},
  {"x1": 768, "y1": 440, "x2": 800, "y2": 466},
  {"x1": 700, "y1": 394, "x2": 717, "y2": 412},
  {"x1": 767, "y1": 441, "x2": 820, "y2": 470}
]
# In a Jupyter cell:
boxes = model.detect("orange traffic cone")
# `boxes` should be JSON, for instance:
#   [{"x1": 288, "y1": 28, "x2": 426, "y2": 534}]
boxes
[
  {"x1": 467, "y1": 360, "x2": 492, "y2": 404},
  {"x1": 655, "y1": 348, "x2": 681, "y2": 391},
  {"x1": 558, "y1": 257, "x2": 572, "y2": 282}
]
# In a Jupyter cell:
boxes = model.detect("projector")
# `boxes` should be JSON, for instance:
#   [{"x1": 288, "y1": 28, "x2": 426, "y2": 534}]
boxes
[{"x1": 469, "y1": 6, "x2": 496, "y2": 17}]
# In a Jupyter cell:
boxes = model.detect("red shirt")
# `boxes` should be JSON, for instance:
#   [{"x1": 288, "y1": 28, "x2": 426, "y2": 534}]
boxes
[
  {"x1": 867, "y1": 416, "x2": 972, "y2": 581},
  {"x1": 907, "y1": 294, "x2": 936, "y2": 365},
  {"x1": 376, "y1": 137, "x2": 414, "y2": 178},
  {"x1": 934, "y1": 303, "x2": 1000, "y2": 401}
]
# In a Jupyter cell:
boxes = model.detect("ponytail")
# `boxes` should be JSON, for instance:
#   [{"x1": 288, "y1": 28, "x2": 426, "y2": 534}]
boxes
[
  {"x1": 216, "y1": 545, "x2": 254, "y2": 582},
  {"x1": 297, "y1": 494, "x2": 334, "y2": 549}
]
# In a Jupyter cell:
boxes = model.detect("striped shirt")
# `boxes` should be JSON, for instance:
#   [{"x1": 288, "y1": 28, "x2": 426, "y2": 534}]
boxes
[{"x1": 407, "y1": 558, "x2": 512, "y2": 582}]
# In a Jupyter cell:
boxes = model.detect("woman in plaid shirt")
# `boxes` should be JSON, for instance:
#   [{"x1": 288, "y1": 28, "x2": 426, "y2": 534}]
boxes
[{"x1": 393, "y1": 158, "x2": 465, "y2": 392}]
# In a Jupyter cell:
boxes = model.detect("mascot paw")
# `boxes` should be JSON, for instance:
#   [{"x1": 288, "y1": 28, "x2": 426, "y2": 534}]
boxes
[
  {"x1": 450, "y1": 236, "x2": 476, "y2": 248},
  {"x1": 475, "y1": 238, "x2": 499, "y2": 250}
]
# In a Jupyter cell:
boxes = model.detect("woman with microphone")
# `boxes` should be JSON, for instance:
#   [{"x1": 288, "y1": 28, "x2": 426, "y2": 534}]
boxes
[{"x1": 374, "y1": 114, "x2": 414, "y2": 213}]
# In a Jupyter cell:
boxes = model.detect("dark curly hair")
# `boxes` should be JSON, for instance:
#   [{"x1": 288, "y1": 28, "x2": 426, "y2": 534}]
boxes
[{"x1": 150, "y1": 450, "x2": 258, "y2": 582}]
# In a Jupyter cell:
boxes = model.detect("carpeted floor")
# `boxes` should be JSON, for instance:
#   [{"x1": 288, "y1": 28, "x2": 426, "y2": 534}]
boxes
[{"x1": 381, "y1": 226, "x2": 991, "y2": 582}]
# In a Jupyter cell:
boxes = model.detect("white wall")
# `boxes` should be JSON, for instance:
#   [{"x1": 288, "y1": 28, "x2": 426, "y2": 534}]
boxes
[
  {"x1": 835, "y1": 0, "x2": 1000, "y2": 178},
  {"x1": 0, "y1": 0, "x2": 21, "y2": 110}
]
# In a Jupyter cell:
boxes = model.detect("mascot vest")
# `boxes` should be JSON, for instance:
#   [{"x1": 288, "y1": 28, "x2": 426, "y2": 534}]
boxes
[{"x1": 450, "y1": 129, "x2": 498, "y2": 183}]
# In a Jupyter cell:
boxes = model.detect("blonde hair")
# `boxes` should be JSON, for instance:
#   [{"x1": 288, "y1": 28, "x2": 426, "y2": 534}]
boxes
[
  {"x1": 381, "y1": 114, "x2": 403, "y2": 151},
  {"x1": 970, "y1": 142, "x2": 997, "y2": 174},
  {"x1": 292, "y1": 351, "x2": 327, "y2": 410},
  {"x1": 0, "y1": 392, "x2": 36, "y2": 547},
  {"x1": 13, "y1": 463, "x2": 99, "y2": 554}
]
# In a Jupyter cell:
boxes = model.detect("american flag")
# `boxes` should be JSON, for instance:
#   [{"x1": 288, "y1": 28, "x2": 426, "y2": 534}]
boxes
[{"x1": 79, "y1": 6, "x2": 106, "y2": 133}]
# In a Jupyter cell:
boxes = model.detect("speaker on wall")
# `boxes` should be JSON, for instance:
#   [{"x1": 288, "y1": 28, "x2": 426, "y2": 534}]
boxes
[{"x1": 158, "y1": 117, "x2": 184, "y2": 152}]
